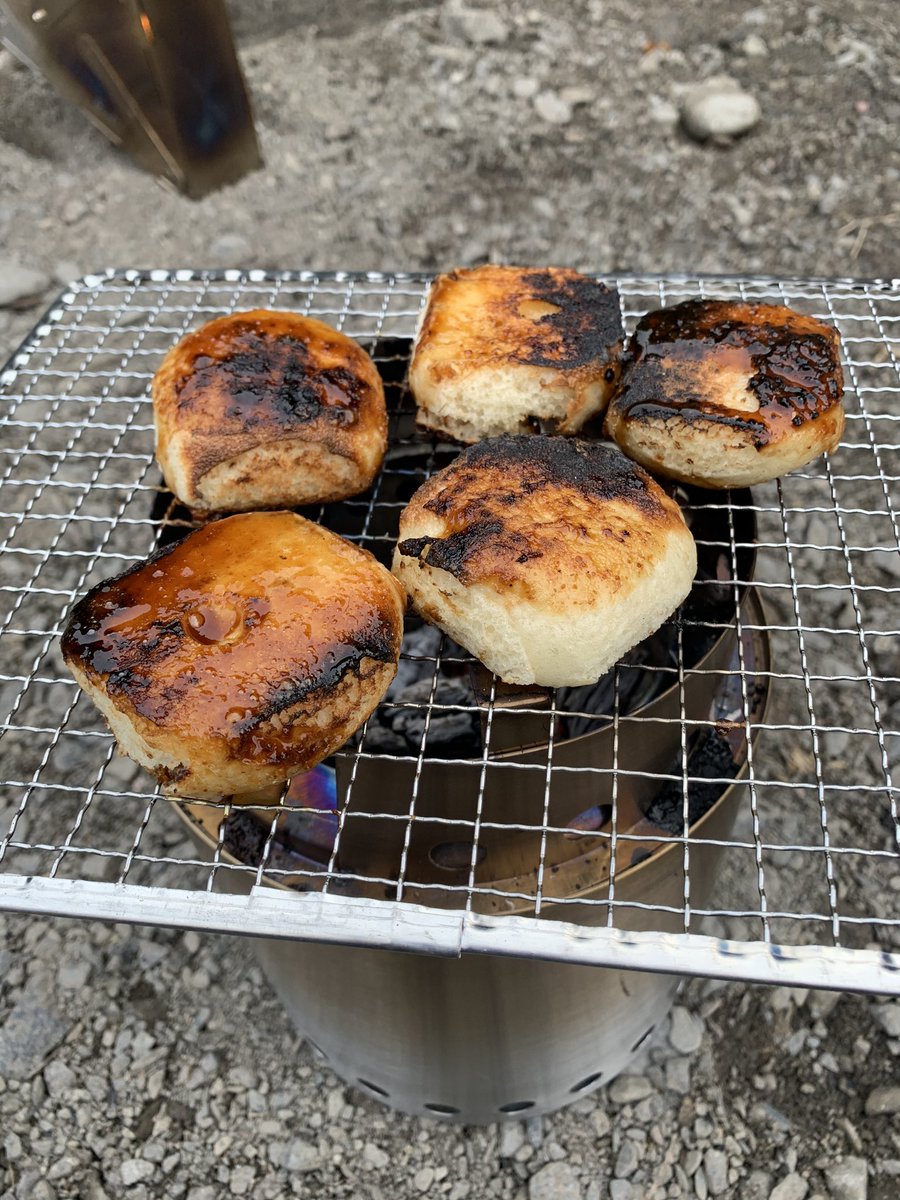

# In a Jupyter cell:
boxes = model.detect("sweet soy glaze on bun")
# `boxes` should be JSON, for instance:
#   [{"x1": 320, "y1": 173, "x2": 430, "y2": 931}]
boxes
[
  {"x1": 153, "y1": 310, "x2": 387, "y2": 515},
  {"x1": 604, "y1": 298, "x2": 845, "y2": 488},
  {"x1": 62, "y1": 512, "x2": 405, "y2": 800}
]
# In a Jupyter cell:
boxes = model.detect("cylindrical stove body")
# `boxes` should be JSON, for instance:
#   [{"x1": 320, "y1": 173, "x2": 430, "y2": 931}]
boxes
[{"x1": 250, "y1": 766, "x2": 744, "y2": 1122}]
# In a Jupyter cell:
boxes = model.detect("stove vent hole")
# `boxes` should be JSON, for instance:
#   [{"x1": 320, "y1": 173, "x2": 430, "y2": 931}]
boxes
[
  {"x1": 570, "y1": 1071, "x2": 604, "y2": 1093},
  {"x1": 424, "y1": 1102, "x2": 460, "y2": 1115},
  {"x1": 630, "y1": 1024, "x2": 655, "y2": 1053},
  {"x1": 357, "y1": 1078, "x2": 390, "y2": 1098},
  {"x1": 498, "y1": 1100, "x2": 535, "y2": 1114}
]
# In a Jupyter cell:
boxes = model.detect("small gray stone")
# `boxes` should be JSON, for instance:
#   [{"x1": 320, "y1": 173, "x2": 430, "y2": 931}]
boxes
[
  {"x1": 229, "y1": 1165, "x2": 255, "y2": 1196},
  {"x1": 807, "y1": 990, "x2": 840, "y2": 1019},
  {"x1": 824, "y1": 1157, "x2": 867, "y2": 1200},
  {"x1": 649, "y1": 96, "x2": 679, "y2": 125},
  {"x1": 608, "y1": 1075, "x2": 654, "y2": 1105},
  {"x1": 0, "y1": 1000, "x2": 71, "y2": 1081},
  {"x1": 614, "y1": 1138, "x2": 639, "y2": 1178},
  {"x1": 680, "y1": 77, "x2": 761, "y2": 141},
  {"x1": 875, "y1": 1004, "x2": 900, "y2": 1039},
  {"x1": 745, "y1": 1172, "x2": 772, "y2": 1200},
  {"x1": 741, "y1": 34, "x2": 768, "y2": 57},
  {"x1": 58, "y1": 959, "x2": 92, "y2": 990},
  {"x1": 120, "y1": 1159, "x2": 155, "y2": 1187},
  {"x1": 534, "y1": 91, "x2": 572, "y2": 125},
  {"x1": 705, "y1": 1149, "x2": 729, "y2": 1196},
  {"x1": 865, "y1": 1087, "x2": 900, "y2": 1115},
  {"x1": 529, "y1": 1162, "x2": 582, "y2": 1200},
  {"x1": 610, "y1": 1183, "x2": 632, "y2": 1200},
  {"x1": 442, "y1": 4, "x2": 509, "y2": 45},
  {"x1": 669, "y1": 1007, "x2": 705, "y2": 1055},
  {"x1": 685, "y1": 1150, "x2": 703, "y2": 1177},
  {"x1": 559, "y1": 85, "x2": 594, "y2": 108},
  {"x1": 62, "y1": 197, "x2": 88, "y2": 224},
  {"x1": 363, "y1": 1142, "x2": 390, "y2": 1170},
  {"x1": 4, "y1": 1131, "x2": 23, "y2": 1161},
  {"x1": 592, "y1": 1109, "x2": 611, "y2": 1138},
  {"x1": 283, "y1": 1138, "x2": 319, "y2": 1172},
  {"x1": 666, "y1": 1056, "x2": 692, "y2": 1094},
  {"x1": 0, "y1": 260, "x2": 49, "y2": 308},
  {"x1": 512, "y1": 77, "x2": 539, "y2": 99},
  {"x1": 769, "y1": 1174, "x2": 809, "y2": 1200},
  {"x1": 415, "y1": 1168, "x2": 435, "y2": 1192},
  {"x1": 500, "y1": 1123, "x2": 526, "y2": 1158},
  {"x1": 44, "y1": 1059, "x2": 76, "y2": 1098}
]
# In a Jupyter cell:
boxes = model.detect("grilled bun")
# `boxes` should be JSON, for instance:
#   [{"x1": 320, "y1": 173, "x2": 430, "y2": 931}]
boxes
[
  {"x1": 392, "y1": 437, "x2": 696, "y2": 687},
  {"x1": 604, "y1": 299, "x2": 845, "y2": 488},
  {"x1": 61, "y1": 512, "x2": 405, "y2": 800},
  {"x1": 409, "y1": 266, "x2": 624, "y2": 443},
  {"x1": 153, "y1": 310, "x2": 387, "y2": 515}
]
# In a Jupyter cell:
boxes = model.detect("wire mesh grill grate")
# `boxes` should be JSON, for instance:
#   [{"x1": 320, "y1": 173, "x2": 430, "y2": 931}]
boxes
[{"x1": 1, "y1": 268, "x2": 899, "y2": 993}]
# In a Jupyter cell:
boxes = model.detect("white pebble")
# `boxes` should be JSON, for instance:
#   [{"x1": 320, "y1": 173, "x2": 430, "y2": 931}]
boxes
[
  {"x1": 680, "y1": 77, "x2": 761, "y2": 141},
  {"x1": 824, "y1": 1157, "x2": 868, "y2": 1200},
  {"x1": 120, "y1": 1158, "x2": 155, "y2": 1187},
  {"x1": 769, "y1": 1173, "x2": 809, "y2": 1200},
  {"x1": 534, "y1": 91, "x2": 573, "y2": 125},
  {"x1": 669, "y1": 1007, "x2": 705, "y2": 1055}
]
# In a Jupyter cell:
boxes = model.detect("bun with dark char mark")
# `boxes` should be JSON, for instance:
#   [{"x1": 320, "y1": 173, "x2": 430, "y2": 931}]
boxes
[
  {"x1": 604, "y1": 298, "x2": 845, "y2": 487},
  {"x1": 392, "y1": 436, "x2": 697, "y2": 687},
  {"x1": 61, "y1": 512, "x2": 405, "y2": 800},
  {"x1": 409, "y1": 266, "x2": 624, "y2": 443},
  {"x1": 153, "y1": 310, "x2": 387, "y2": 515}
]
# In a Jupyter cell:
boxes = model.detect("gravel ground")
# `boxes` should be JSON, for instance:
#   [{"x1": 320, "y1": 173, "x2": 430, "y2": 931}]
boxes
[{"x1": 1, "y1": 1, "x2": 900, "y2": 1198}]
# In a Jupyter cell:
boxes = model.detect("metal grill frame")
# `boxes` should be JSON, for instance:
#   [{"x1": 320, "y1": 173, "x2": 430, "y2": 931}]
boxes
[{"x1": 1, "y1": 267, "x2": 899, "y2": 995}]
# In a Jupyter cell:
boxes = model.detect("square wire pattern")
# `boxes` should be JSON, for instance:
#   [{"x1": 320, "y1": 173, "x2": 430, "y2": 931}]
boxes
[{"x1": 0, "y1": 268, "x2": 898, "y2": 993}]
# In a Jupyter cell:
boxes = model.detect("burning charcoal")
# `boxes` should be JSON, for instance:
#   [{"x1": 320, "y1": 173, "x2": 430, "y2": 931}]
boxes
[
  {"x1": 365, "y1": 676, "x2": 481, "y2": 758},
  {"x1": 641, "y1": 728, "x2": 739, "y2": 834}
]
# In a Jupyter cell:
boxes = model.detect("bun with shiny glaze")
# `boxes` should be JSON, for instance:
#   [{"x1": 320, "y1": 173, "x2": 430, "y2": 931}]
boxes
[
  {"x1": 604, "y1": 298, "x2": 844, "y2": 488},
  {"x1": 61, "y1": 511, "x2": 405, "y2": 800},
  {"x1": 153, "y1": 310, "x2": 387, "y2": 515}
]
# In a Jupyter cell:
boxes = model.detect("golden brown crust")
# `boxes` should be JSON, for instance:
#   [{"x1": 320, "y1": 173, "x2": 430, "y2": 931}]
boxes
[
  {"x1": 409, "y1": 266, "x2": 624, "y2": 438},
  {"x1": 394, "y1": 436, "x2": 688, "y2": 609},
  {"x1": 604, "y1": 299, "x2": 845, "y2": 487},
  {"x1": 152, "y1": 310, "x2": 387, "y2": 513},
  {"x1": 61, "y1": 512, "x2": 405, "y2": 798}
]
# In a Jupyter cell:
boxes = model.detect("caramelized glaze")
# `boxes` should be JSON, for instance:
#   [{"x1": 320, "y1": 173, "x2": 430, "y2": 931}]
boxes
[
  {"x1": 62, "y1": 512, "x2": 402, "y2": 765},
  {"x1": 414, "y1": 266, "x2": 623, "y2": 386},
  {"x1": 396, "y1": 436, "x2": 686, "y2": 599},
  {"x1": 174, "y1": 311, "x2": 371, "y2": 431},
  {"x1": 613, "y1": 299, "x2": 843, "y2": 449}
]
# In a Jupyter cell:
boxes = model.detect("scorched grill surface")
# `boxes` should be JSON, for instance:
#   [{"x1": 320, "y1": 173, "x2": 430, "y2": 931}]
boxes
[{"x1": 0, "y1": 269, "x2": 898, "y2": 994}]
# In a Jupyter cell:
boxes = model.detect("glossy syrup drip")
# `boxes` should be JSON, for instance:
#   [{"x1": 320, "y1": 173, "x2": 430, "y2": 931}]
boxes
[
  {"x1": 618, "y1": 298, "x2": 842, "y2": 445},
  {"x1": 61, "y1": 512, "x2": 401, "y2": 759},
  {"x1": 184, "y1": 600, "x2": 246, "y2": 644}
]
